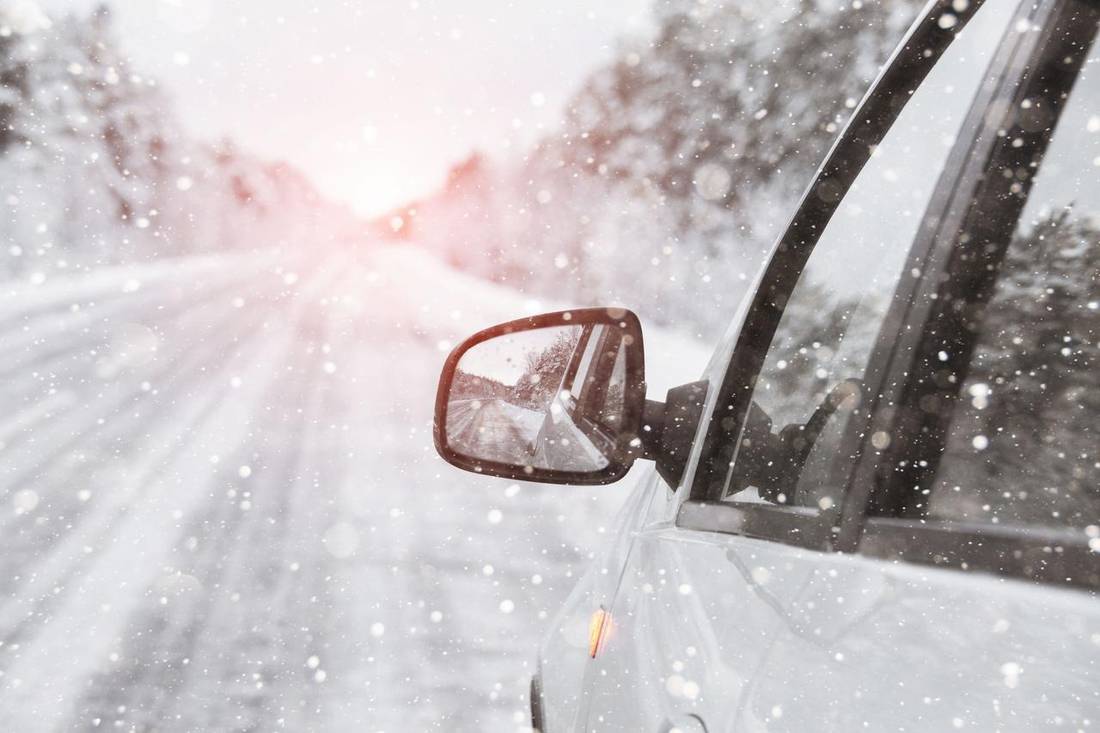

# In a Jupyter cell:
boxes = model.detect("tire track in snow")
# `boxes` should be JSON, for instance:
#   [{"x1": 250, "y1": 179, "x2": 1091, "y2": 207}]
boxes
[
  {"x1": 0, "y1": 263, "x2": 269, "y2": 387},
  {"x1": 0, "y1": 312, "x2": 292, "y2": 667},
  {"x1": 0, "y1": 256, "x2": 343, "y2": 731},
  {"x1": 0, "y1": 326, "x2": 292, "y2": 730},
  {"x1": 69, "y1": 308, "x2": 334, "y2": 732},
  {"x1": 0, "y1": 253, "x2": 272, "y2": 336},
  {"x1": 0, "y1": 261, "x2": 299, "y2": 504},
  {"x1": 286, "y1": 253, "x2": 617, "y2": 731},
  {"x1": 0, "y1": 247, "x2": 636, "y2": 731},
  {"x1": 0, "y1": 290, "x2": 275, "y2": 496},
  {"x1": 147, "y1": 286, "x2": 347, "y2": 733},
  {"x1": 0, "y1": 281, "x2": 293, "y2": 596}
]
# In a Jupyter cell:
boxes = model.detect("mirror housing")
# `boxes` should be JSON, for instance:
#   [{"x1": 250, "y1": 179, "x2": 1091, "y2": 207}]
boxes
[
  {"x1": 641, "y1": 380, "x2": 709, "y2": 489},
  {"x1": 433, "y1": 307, "x2": 710, "y2": 488},
  {"x1": 434, "y1": 308, "x2": 646, "y2": 484}
]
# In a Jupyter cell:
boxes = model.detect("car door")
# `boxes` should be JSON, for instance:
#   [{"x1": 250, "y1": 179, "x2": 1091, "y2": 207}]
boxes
[
  {"x1": 786, "y1": 0, "x2": 1100, "y2": 727},
  {"x1": 533, "y1": 324, "x2": 630, "y2": 470},
  {"x1": 578, "y1": 0, "x2": 1099, "y2": 730}
]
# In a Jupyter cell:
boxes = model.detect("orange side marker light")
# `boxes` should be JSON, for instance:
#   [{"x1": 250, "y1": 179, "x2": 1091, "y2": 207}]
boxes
[{"x1": 588, "y1": 607, "x2": 612, "y2": 659}]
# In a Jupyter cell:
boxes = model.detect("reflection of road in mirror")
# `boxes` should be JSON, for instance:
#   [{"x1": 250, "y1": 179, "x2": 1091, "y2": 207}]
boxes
[
  {"x1": 446, "y1": 397, "x2": 545, "y2": 465},
  {"x1": 445, "y1": 322, "x2": 621, "y2": 474},
  {"x1": 446, "y1": 395, "x2": 610, "y2": 473},
  {"x1": 533, "y1": 408, "x2": 610, "y2": 472}
]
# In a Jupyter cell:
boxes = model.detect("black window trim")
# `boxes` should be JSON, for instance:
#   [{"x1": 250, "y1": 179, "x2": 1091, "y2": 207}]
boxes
[
  {"x1": 680, "y1": 0, "x2": 1011, "y2": 543},
  {"x1": 834, "y1": 0, "x2": 1057, "y2": 549},
  {"x1": 681, "y1": 0, "x2": 1100, "y2": 593},
  {"x1": 847, "y1": 0, "x2": 1100, "y2": 591},
  {"x1": 678, "y1": 500, "x2": 834, "y2": 551},
  {"x1": 677, "y1": 0, "x2": 1068, "y2": 560},
  {"x1": 859, "y1": 518, "x2": 1100, "y2": 589}
]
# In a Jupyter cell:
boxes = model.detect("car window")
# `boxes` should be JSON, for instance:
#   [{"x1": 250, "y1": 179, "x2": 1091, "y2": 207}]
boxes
[
  {"x1": 572, "y1": 326, "x2": 628, "y2": 436},
  {"x1": 596, "y1": 344, "x2": 627, "y2": 433},
  {"x1": 907, "y1": 5, "x2": 1100, "y2": 530},
  {"x1": 718, "y1": 0, "x2": 1020, "y2": 511},
  {"x1": 568, "y1": 325, "x2": 603, "y2": 398}
]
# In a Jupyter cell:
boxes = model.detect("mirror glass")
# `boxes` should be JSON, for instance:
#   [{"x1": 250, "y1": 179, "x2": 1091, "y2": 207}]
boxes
[{"x1": 445, "y1": 323, "x2": 630, "y2": 474}]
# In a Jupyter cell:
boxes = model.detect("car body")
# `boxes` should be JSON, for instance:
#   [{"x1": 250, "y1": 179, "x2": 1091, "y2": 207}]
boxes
[
  {"x1": 531, "y1": 323, "x2": 631, "y2": 472},
  {"x1": 437, "y1": 0, "x2": 1100, "y2": 729}
]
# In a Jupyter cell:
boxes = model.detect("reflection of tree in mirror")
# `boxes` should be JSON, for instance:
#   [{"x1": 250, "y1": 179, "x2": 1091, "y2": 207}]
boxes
[
  {"x1": 514, "y1": 328, "x2": 582, "y2": 410},
  {"x1": 450, "y1": 370, "x2": 512, "y2": 401}
]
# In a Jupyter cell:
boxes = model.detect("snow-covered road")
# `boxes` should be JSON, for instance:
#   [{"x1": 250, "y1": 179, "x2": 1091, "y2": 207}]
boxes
[{"x1": 0, "y1": 246, "x2": 709, "y2": 731}]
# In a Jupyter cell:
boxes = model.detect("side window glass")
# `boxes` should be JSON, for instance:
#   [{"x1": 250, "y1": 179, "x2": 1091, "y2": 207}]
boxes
[
  {"x1": 719, "y1": 0, "x2": 1019, "y2": 509},
  {"x1": 569, "y1": 325, "x2": 603, "y2": 398},
  {"x1": 593, "y1": 342, "x2": 627, "y2": 433},
  {"x1": 923, "y1": 10, "x2": 1100, "y2": 529}
]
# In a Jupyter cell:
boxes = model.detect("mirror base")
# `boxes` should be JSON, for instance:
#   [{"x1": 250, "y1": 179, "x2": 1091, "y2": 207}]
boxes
[{"x1": 639, "y1": 380, "x2": 709, "y2": 489}]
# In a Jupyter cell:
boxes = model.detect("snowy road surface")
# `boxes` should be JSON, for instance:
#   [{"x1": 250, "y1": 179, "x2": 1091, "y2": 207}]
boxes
[
  {"x1": 446, "y1": 399, "x2": 544, "y2": 466},
  {"x1": 0, "y1": 246, "x2": 709, "y2": 731}
]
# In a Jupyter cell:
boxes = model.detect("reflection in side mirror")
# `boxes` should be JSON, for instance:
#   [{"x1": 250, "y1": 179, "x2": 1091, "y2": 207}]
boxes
[{"x1": 434, "y1": 308, "x2": 645, "y2": 485}]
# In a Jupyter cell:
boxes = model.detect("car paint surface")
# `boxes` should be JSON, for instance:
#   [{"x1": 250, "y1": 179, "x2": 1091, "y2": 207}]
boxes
[
  {"x1": 579, "y1": 482, "x2": 1100, "y2": 731},
  {"x1": 531, "y1": 0, "x2": 1100, "y2": 727}
]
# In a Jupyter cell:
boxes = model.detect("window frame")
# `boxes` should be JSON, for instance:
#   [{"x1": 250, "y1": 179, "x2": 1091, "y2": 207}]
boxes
[
  {"x1": 678, "y1": 0, "x2": 1036, "y2": 550},
  {"x1": 569, "y1": 325, "x2": 627, "y2": 453},
  {"x1": 561, "y1": 323, "x2": 597, "y2": 412},
  {"x1": 682, "y1": 0, "x2": 1100, "y2": 591},
  {"x1": 848, "y1": 0, "x2": 1100, "y2": 590}
]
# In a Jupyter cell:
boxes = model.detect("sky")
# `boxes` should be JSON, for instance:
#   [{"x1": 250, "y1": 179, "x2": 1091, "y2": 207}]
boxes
[{"x1": 46, "y1": 0, "x2": 654, "y2": 217}]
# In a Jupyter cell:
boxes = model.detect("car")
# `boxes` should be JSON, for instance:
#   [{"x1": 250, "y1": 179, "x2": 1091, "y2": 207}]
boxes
[{"x1": 433, "y1": 0, "x2": 1100, "y2": 728}]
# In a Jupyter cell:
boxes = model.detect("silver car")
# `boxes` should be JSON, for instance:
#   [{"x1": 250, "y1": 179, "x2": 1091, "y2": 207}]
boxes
[{"x1": 435, "y1": 0, "x2": 1100, "y2": 728}]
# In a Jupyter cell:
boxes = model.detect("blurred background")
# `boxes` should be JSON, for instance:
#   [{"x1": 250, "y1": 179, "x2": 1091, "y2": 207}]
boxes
[{"x1": 0, "y1": 0, "x2": 918, "y2": 729}]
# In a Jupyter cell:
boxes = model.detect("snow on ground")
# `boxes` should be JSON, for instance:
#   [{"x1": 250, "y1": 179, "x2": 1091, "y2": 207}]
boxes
[{"x1": 0, "y1": 244, "x2": 712, "y2": 731}]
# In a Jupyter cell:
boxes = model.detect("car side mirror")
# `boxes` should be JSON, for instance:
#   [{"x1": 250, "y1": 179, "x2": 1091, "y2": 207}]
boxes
[
  {"x1": 433, "y1": 308, "x2": 646, "y2": 484},
  {"x1": 434, "y1": 307, "x2": 709, "y2": 487}
]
